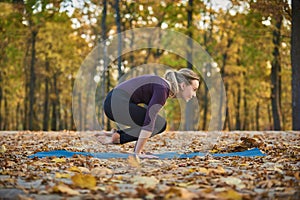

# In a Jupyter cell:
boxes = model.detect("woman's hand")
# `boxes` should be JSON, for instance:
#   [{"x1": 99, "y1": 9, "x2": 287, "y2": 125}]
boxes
[{"x1": 135, "y1": 152, "x2": 159, "y2": 159}]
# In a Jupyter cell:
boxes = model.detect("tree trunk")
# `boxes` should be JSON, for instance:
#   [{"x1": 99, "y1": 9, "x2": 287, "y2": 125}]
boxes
[
  {"x1": 243, "y1": 87, "x2": 249, "y2": 130},
  {"x1": 28, "y1": 30, "x2": 38, "y2": 130},
  {"x1": 78, "y1": 92, "x2": 82, "y2": 130},
  {"x1": 16, "y1": 102, "x2": 21, "y2": 130},
  {"x1": 270, "y1": 16, "x2": 283, "y2": 130},
  {"x1": 225, "y1": 106, "x2": 231, "y2": 131},
  {"x1": 51, "y1": 99, "x2": 56, "y2": 130},
  {"x1": 70, "y1": 77, "x2": 76, "y2": 130},
  {"x1": 114, "y1": 0, "x2": 123, "y2": 78},
  {"x1": 186, "y1": 0, "x2": 193, "y2": 69},
  {"x1": 292, "y1": 0, "x2": 300, "y2": 130},
  {"x1": 267, "y1": 104, "x2": 273, "y2": 130},
  {"x1": 0, "y1": 72, "x2": 2, "y2": 129},
  {"x1": 106, "y1": 70, "x2": 111, "y2": 130},
  {"x1": 51, "y1": 73, "x2": 60, "y2": 130},
  {"x1": 235, "y1": 84, "x2": 241, "y2": 130},
  {"x1": 100, "y1": 0, "x2": 107, "y2": 129},
  {"x1": 202, "y1": 4, "x2": 214, "y2": 130},
  {"x1": 256, "y1": 102, "x2": 260, "y2": 131},
  {"x1": 220, "y1": 39, "x2": 233, "y2": 130},
  {"x1": 185, "y1": 0, "x2": 193, "y2": 130},
  {"x1": 3, "y1": 96, "x2": 8, "y2": 130},
  {"x1": 202, "y1": 84, "x2": 208, "y2": 130},
  {"x1": 64, "y1": 108, "x2": 68, "y2": 130},
  {"x1": 43, "y1": 59, "x2": 50, "y2": 131}
]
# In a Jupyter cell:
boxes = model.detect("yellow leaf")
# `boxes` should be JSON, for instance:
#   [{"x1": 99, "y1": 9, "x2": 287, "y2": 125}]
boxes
[
  {"x1": 68, "y1": 166, "x2": 81, "y2": 173},
  {"x1": 71, "y1": 174, "x2": 97, "y2": 189},
  {"x1": 53, "y1": 183, "x2": 80, "y2": 196},
  {"x1": 209, "y1": 149, "x2": 219, "y2": 153},
  {"x1": 55, "y1": 173, "x2": 71, "y2": 179},
  {"x1": 127, "y1": 155, "x2": 141, "y2": 168},
  {"x1": 0, "y1": 145, "x2": 7, "y2": 153},
  {"x1": 217, "y1": 189, "x2": 243, "y2": 200},
  {"x1": 198, "y1": 167, "x2": 209, "y2": 174},
  {"x1": 165, "y1": 187, "x2": 198, "y2": 199},
  {"x1": 51, "y1": 158, "x2": 66, "y2": 163}
]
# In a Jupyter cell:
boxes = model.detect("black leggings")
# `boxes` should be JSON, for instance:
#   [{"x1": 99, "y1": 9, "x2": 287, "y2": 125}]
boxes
[{"x1": 103, "y1": 89, "x2": 167, "y2": 144}]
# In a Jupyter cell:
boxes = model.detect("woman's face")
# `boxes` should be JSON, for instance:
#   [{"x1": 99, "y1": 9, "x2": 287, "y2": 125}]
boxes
[{"x1": 177, "y1": 79, "x2": 199, "y2": 102}]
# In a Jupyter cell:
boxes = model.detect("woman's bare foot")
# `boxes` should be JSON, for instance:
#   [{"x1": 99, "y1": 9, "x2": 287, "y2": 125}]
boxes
[
  {"x1": 97, "y1": 130, "x2": 120, "y2": 144},
  {"x1": 111, "y1": 132, "x2": 120, "y2": 144},
  {"x1": 94, "y1": 129, "x2": 117, "y2": 137}
]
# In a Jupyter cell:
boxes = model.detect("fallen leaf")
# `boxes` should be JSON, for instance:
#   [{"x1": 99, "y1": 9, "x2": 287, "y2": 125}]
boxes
[
  {"x1": 77, "y1": 167, "x2": 90, "y2": 173},
  {"x1": 217, "y1": 188, "x2": 243, "y2": 200},
  {"x1": 71, "y1": 173, "x2": 97, "y2": 189},
  {"x1": 220, "y1": 177, "x2": 246, "y2": 189},
  {"x1": 295, "y1": 171, "x2": 300, "y2": 180},
  {"x1": 55, "y1": 172, "x2": 71, "y2": 179},
  {"x1": 208, "y1": 166, "x2": 226, "y2": 174},
  {"x1": 127, "y1": 155, "x2": 141, "y2": 168},
  {"x1": 52, "y1": 183, "x2": 80, "y2": 196},
  {"x1": 68, "y1": 166, "x2": 81, "y2": 173},
  {"x1": 132, "y1": 176, "x2": 159, "y2": 189},
  {"x1": 0, "y1": 144, "x2": 7, "y2": 153},
  {"x1": 51, "y1": 158, "x2": 66, "y2": 163},
  {"x1": 91, "y1": 167, "x2": 113, "y2": 177},
  {"x1": 198, "y1": 167, "x2": 209, "y2": 175},
  {"x1": 165, "y1": 187, "x2": 198, "y2": 199}
]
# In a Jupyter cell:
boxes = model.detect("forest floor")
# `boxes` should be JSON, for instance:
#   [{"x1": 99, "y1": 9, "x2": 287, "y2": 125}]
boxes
[{"x1": 0, "y1": 130, "x2": 299, "y2": 200}]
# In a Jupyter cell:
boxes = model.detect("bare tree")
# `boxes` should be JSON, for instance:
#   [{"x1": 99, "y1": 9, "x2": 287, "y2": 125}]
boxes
[{"x1": 292, "y1": 0, "x2": 300, "y2": 130}]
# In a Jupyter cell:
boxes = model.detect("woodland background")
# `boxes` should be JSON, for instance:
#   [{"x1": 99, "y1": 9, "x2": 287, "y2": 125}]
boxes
[{"x1": 0, "y1": 0, "x2": 299, "y2": 132}]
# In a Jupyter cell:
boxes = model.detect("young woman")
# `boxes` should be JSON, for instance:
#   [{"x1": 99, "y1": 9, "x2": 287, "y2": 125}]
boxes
[{"x1": 99, "y1": 68, "x2": 200, "y2": 158}]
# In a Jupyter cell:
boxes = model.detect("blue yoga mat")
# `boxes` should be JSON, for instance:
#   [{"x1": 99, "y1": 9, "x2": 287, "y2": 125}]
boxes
[{"x1": 29, "y1": 147, "x2": 265, "y2": 159}]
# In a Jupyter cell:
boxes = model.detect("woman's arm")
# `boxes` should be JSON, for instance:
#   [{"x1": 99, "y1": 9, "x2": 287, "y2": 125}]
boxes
[
  {"x1": 134, "y1": 129, "x2": 152, "y2": 154},
  {"x1": 134, "y1": 129, "x2": 158, "y2": 159}
]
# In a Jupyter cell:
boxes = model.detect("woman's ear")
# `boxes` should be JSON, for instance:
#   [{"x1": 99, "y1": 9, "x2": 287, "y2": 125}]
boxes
[{"x1": 179, "y1": 82, "x2": 185, "y2": 90}]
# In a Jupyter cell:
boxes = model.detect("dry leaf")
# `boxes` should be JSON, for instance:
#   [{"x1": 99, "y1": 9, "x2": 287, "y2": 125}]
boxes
[
  {"x1": 220, "y1": 177, "x2": 246, "y2": 189},
  {"x1": 0, "y1": 144, "x2": 7, "y2": 153},
  {"x1": 198, "y1": 167, "x2": 209, "y2": 175},
  {"x1": 67, "y1": 166, "x2": 81, "y2": 173},
  {"x1": 55, "y1": 172, "x2": 71, "y2": 179},
  {"x1": 217, "y1": 188, "x2": 243, "y2": 200},
  {"x1": 71, "y1": 173, "x2": 97, "y2": 189},
  {"x1": 132, "y1": 176, "x2": 159, "y2": 189},
  {"x1": 295, "y1": 171, "x2": 300, "y2": 180},
  {"x1": 127, "y1": 155, "x2": 141, "y2": 168},
  {"x1": 77, "y1": 167, "x2": 90, "y2": 173},
  {"x1": 51, "y1": 158, "x2": 66, "y2": 163},
  {"x1": 52, "y1": 183, "x2": 80, "y2": 196},
  {"x1": 165, "y1": 187, "x2": 198, "y2": 199},
  {"x1": 91, "y1": 167, "x2": 113, "y2": 177},
  {"x1": 208, "y1": 166, "x2": 226, "y2": 174}
]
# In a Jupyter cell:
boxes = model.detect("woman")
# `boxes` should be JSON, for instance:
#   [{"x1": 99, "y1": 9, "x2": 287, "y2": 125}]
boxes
[{"x1": 99, "y1": 68, "x2": 200, "y2": 158}]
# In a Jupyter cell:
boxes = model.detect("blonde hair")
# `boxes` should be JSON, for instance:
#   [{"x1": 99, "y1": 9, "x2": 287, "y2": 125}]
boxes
[{"x1": 164, "y1": 68, "x2": 199, "y2": 97}]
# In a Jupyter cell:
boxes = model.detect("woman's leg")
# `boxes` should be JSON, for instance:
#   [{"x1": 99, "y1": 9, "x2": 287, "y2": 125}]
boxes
[
  {"x1": 103, "y1": 89, "x2": 167, "y2": 144},
  {"x1": 118, "y1": 111, "x2": 167, "y2": 144}
]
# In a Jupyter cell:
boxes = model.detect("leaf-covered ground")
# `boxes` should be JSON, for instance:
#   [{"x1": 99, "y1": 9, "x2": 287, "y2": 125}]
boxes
[{"x1": 0, "y1": 131, "x2": 299, "y2": 200}]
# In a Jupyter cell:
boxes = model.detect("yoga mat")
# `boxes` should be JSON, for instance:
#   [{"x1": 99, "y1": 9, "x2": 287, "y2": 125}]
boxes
[{"x1": 29, "y1": 147, "x2": 265, "y2": 159}]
